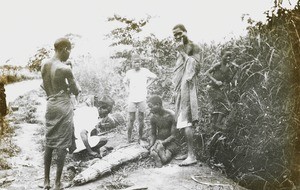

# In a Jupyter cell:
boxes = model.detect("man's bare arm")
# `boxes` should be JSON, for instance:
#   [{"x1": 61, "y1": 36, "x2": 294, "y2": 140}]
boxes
[
  {"x1": 65, "y1": 68, "x2": 80, "y2": 96},
  {"x1": 149, "y1": 117, "x2": 157, "y2": 148},
  {"x1": 162, "y1": 114, "x2": 177, "y2": 146},
  {"x1": 204, "y1": 62, "x2": 223, "y2": 86}
]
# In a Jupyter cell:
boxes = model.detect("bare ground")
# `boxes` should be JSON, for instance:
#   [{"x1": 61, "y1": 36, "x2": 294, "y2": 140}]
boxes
[{"x1": 0, "y1": 87, "x2": 247, "y2": 190}]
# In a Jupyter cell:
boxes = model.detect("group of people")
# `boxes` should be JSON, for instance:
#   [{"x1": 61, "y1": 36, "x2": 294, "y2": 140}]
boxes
[{"x1": 40, "y1": 23, "x2": 237, "y2": 190}]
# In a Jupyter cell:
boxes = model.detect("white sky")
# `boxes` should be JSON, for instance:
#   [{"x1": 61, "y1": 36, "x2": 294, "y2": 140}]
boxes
[{"x1": 0, "y1": 0, "x2": 297, "y2": 66}]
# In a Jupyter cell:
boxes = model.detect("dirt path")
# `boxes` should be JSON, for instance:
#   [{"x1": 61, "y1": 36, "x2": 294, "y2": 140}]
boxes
[{"x1": 0, "y1": 81, "x2": 247, "y2": 190}]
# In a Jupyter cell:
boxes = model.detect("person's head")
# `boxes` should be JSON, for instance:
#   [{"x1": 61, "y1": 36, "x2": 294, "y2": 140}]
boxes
[
  {"x1": 221, "y1": 51, "x2": 232, "y2": 64},
  {"x1": 54, "y1": 38, "x2": 72, "y2": 62},
  {"x1": 95, "y1": 95, "x2": 115, "y2": 118},
  {"x1": 131, "y1": 54, "x2": 141, "y2": 71},
  {"x1": 172, "y1": 24, "x2": 188, "y2": 44},
  {"x1": 147, "y1": 95, "x2": 163, "y2": 114}
]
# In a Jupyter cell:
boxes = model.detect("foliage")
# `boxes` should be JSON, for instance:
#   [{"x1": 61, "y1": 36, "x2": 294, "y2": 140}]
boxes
[
  {"x1": 27, "y1": 47, "x2": 50, "y2": 72},
  {"x1": 199, "y1": 3, "x2": 300, "y2": 190},
  {"x1": 0, "y1": 119, "x2": 20, "y2": 170},
  {"x1": 72, "y1": 56, "x2": 127, "y2": 112},
  {"x1": 0, "y1": 65, "x2": 39, "y2": 84},
  {"x1": 105, "y1": 15, "x2": 177, "y2": 99},
  {"x1": 74, "y1": 6, "x2": 300, "y2": 189}
]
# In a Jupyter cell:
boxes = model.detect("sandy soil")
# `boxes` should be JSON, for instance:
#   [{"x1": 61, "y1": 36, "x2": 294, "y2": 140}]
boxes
[{"x1": 0, "y1": 81, "x2": 247, "y2": 190}]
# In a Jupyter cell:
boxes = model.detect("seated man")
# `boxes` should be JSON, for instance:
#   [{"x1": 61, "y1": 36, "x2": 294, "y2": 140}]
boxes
[
  {"x1": 73, "y1": 95, "x2": 117, "y2": 158},
  {"x1": 147, "y1": 95, "x2": 179, "y2": 167}
]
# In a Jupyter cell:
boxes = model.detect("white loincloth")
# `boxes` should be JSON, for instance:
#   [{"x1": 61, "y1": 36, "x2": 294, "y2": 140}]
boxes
[{"x1": 176, "y1": 112, "x2": 192, "y2": 129}]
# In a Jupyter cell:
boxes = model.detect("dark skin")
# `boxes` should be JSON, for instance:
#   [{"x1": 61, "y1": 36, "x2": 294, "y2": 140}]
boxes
[
  {"x1": 41, "y1": 40, "x2": 79, "y2": 190},
  {"x1": 205, "y1": 52, "x2": 238, "y2": 128},
  {"x1": 147, "y1": 100, "x2": 177, "y2": 167},
  {"x1": 172, "y1": 25, "x2": 198, "y2": 166}
]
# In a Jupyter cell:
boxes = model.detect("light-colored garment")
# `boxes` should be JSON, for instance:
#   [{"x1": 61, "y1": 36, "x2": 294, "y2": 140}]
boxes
[
  {"x1": 124, "y1": 68, "x2": 156, "y2": 102},
  {"x1": 127, "y1": 101, "x2": 147, "y2": 113},
  {"x1": 73, "y1": 106, "x2": 99, "y2": 152},
  {"x1": 173, "y1": 50, "x2": 200, "y2": 129}
]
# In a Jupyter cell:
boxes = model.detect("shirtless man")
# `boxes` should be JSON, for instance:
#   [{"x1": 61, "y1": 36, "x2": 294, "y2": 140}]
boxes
[
  {"x1": 41, "y1": 38, "x2": 80, "y2": 190},
  {"x1": 205, "y1": 51, "x2": 237, "y2": 130},
  {"x1": 147, "y1": 95, "x2": 178, "y2": 167}
]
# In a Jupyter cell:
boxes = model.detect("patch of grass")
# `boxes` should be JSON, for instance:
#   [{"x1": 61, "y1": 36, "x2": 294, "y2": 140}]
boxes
[{"x1": 0, "y1": 119, "x2": 20, "y2": 170}]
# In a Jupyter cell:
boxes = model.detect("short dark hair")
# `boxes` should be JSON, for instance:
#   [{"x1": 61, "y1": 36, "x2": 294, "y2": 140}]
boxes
[
  {"x1": 54, "y1": 38, "x2": 71, "y2": 51},
  {"x1": 173, "y1": 24, "x2": 187, "y2": 32},
  {"x1": 148, "y1": 95, "x2": 162, "y2": 106},
  {"x1": 95, "y1": 95, "x2": 115, "y2": 112}
]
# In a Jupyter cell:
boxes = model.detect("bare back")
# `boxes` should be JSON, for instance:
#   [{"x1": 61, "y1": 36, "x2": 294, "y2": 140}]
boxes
[{"x1": 41, "y1": 59, "x2": 79, "y2": 97}]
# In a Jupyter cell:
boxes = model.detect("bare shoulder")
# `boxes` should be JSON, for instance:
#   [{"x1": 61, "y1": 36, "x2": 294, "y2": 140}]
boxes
[
  {"x1": 192, "y1": 42, "x2": 201, "y2": 54},
  {"x1": 41, "y1": 58, "x2": 52, "y2": 74},
  {"x1": 165, "y1": 109, "x2": 176, "y2": 119},
  {"x1": 56, "y1": 63, "x2": 72, "y2": 74}
]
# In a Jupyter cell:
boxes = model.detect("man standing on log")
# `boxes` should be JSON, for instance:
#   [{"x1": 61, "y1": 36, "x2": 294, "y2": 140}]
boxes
[
  {"x1": 41, "y1": 38, "x2": 80, "y2": 190},
  {"x1": 172, "y1": 24, "x2": 201, "y2": 166}
]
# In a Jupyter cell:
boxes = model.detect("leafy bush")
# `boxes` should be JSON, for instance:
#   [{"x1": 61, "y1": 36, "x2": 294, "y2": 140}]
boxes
[
  {"x1": 73, "y1": 4, "x2": 300, "y2": 189},
  {"x1": 200, "y1": 3, "x2": 300, "y2": 189},
  {"x1": 27, "y1": 47, "x2": 50, "y2": 72}
]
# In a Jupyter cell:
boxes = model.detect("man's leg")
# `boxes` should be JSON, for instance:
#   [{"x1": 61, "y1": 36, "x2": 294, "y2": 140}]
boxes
[
  {"x1": 180, "y1": 126, "x2": 197, "y2": 166},
  {"x1": 137, "y1": 111, "x2": 145, "y2": 141},
  {"x1": 80, "y1": 130, "x2": 98, "y2": 156},
  {"x1": 150, "y1": 149, "x2": 163, "y2": 168},
  {"x1": 128, "y1": 112, "x2": 136, "y2": 143},
  {"x1": 156, "y1": 142, "x2": 173, "y2": 164},
  {"x1": 44, "y1": 147, "x2": 53, "y2": 189},
  {"x1": 54, "y1": 148, "x2": 67, "y2": 190}
]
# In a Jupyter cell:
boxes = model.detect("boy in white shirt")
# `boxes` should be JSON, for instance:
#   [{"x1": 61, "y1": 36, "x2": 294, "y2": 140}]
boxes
[{"x1": 123, "y1": 54, "x2": 157, "y2": 143}]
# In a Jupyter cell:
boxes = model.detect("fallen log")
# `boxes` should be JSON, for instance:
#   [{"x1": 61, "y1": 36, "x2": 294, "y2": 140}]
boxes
[{"x1": 73, "y1": 144, "x2": 149, "y2": 185}]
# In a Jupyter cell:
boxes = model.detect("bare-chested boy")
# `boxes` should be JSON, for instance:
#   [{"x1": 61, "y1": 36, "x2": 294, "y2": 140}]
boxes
[
  {"x1": 147, "y1": 95, "x2": 178, "y2": 167},
  {"x1": 41, "y1": 38, "x2": 80, "y2": 190}
]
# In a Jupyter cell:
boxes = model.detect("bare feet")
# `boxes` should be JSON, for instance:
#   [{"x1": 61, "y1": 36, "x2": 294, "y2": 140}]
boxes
[
  {"x1": 54, "y1": 182, "x2": 71, "y2": 190},
  {"x1": 38, "y1": 184, "x2": 51, "y2": 189},
  {"x1": 156, "y1": 141, "x2": 165, "y2": 153},
  {"x1": 150, "y1": 151, "x2": 163, "y2": 168},
  {"x1": 87, "y1": 150, "x2": 101, "y2": 158},
  {"x1": 175, "y1": 154, "x2": 188, "y2": 160},
  {"x1": 179, "y1": 156, "x2": 197, "y2": 166},
  {"x1": 38, "y1": 179, "x2": 51, "y2": 189}
]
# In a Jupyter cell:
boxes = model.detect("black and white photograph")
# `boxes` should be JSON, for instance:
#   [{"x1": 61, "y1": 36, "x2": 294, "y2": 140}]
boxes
[{"x1": 0, "y1": 0, "x2": 299, "y2": 189}]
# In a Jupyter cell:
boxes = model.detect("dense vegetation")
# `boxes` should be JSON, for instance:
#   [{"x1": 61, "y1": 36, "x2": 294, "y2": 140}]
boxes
[
  {"x1": 2, "y1": 2, "x2": 299, "y2": 189},
  {"x1": 73, "y1": 3, "x2": 300, "y2": 189}
]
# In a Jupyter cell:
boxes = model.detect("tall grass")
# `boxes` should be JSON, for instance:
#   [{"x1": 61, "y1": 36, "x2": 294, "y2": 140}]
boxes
[{"x1": 195, "y1": 4, "x2": 300, "y2": 189}]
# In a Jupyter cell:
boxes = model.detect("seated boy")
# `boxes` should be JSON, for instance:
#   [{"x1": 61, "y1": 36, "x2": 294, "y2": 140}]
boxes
[
  {"x1": 73, "y1": 95, "x2": 117, "y2": 158},
  {"x1": 147, "y1": 95, "x2": 179, "y2": 167}
]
